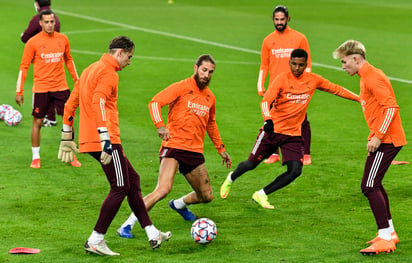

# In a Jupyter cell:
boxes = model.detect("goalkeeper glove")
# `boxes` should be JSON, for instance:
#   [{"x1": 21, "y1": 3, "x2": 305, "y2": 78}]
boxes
[
  {"x1": 263, "y1": 119, "x2": 274, "y2": 134},
  {"x1": 58, "y1": 124, "x2": 79, "y2": 163},
  {"x1": 98, "y1": 127, "x2": 113, "y2": 165}
]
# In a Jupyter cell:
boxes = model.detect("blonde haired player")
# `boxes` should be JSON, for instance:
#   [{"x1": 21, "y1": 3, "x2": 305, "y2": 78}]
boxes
[{"x1": 333, "y1": 40, "x2": 406, "y2": 255}]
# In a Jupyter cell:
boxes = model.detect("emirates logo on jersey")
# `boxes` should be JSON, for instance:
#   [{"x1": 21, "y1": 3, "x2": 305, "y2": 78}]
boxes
[
  {"x1": 41, "y1": 52, "x2": 64, "y2": 63},
  {"x1": 187, "y1": 100, "x2": 209, "y2": 117},
  {"x1": 271, "y1": 48, "x2": 294, "y2": 58},
  {"x1": 286, "y1": 93, "x2": 310, "y2": 104}
]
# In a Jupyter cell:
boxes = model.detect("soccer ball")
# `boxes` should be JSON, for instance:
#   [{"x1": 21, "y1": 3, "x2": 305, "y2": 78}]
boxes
[
  {"x1": 4, "y1": 108, "x2": 22, "y2": 126},
  {"x1": 0, "y1": 104, "x2": 12, "y2": 120},
  {"x1": 190, "y1": 218, "x2": 217, "y2": 244}
]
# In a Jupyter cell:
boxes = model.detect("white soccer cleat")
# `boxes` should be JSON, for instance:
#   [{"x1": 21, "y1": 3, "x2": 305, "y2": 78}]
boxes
[
  {"x1": 84, "y1": 240, "x2": 120, "y2": 256},
  {"x1": 149, "y1": 231, "x2": 172, "y2": 249}
]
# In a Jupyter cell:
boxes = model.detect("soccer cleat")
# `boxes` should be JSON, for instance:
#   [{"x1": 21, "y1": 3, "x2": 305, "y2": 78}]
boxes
[
  {"x1": 220, "y1": 172, "x2": 233, "y2": 199},
  {"x1": 117, "y1": 225, "x2": 134, "y2": 239},
  {"x1": 70, "y1": 154, "x2": 82, "y2": 167},
  {"x1": 303, "y1": 154, "x2": 311, "y2": 165},
  {"x1": 252, "y1": 191, "x2": 274, "y2": 209},
  {"x1": 367, "y1": 231, "x2": 399, "y2": 245},
  {"x1": 84, "y1": 240, "x2": 120, "y2": 256},
  {"x1": 30, "y1": 159, "x2": 41, "y2": 169},
  {"x1": 264, "y1": 154, "x2": 280, "y2": 164},
  {"x1": 149, "y1": 231, "x2": 172, "y2": 249},
  {"x1": 360, "y1": 238, "x2": 395, "y2": 256},
  {"x1": 169, "y1": 200, "x2": 196, "y2": 221}
]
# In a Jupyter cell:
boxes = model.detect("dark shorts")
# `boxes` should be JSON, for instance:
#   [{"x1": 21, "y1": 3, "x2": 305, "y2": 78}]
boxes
[
  {"x1": 159, "y1": 147, "x2": 205, "y2": 175},
  {"x1": 32, "y1": 90, "x2": 70, "y2": 118},
  {"x1": 248, "y1": 131, "x2": 304, "y2": 165},
  {"x1": 361, "y1": 143, "x2": 402, "y2": 189},
  {"x1": 89, "y1": 144, "x2": 141, "y2": 189}
]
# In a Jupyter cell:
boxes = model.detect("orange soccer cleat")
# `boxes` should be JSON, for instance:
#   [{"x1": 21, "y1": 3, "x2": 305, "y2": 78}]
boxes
[
  {"x1": 360, "y1": 238, "x2": 395, "y2": 256},
  {"x1": 30, "y1": 159, "x2": 41, "y2": 169},
  {"x1": 303, "y1": 154, "x2": 311, "y2": 165},
  {"x1": 264, "y1": 154, "x2": 280, "y2": 164},
  {"x1": 367, "y1": 231, "x2": 399, "y2": 245}
]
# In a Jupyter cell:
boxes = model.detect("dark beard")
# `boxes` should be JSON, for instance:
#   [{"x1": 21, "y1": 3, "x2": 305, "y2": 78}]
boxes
[
  {"x1": 194, "y1": 73, "x2": 210, "y2": 89},
  {"x1": 275, "y1": 23, "x2": 287, "y2": 32}
]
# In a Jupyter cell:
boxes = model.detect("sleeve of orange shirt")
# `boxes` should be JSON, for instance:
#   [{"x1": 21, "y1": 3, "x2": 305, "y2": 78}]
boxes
[
  {"x1": 315, "y1": 74, "x2": 360, "y2": 102},
  {"x1": 91, "y1": 72, "x2": 119, "y2": 130},
  {"x1": 63, "y1": 35, "x2": 79, "y2": 82},
  {"x1": 148, "y1": 82, "x2": 182, "y2": 128},
  {"x1": 205, "y1": 104, "x2": 226, "y2": 154},
  {"x1": 16, "y1": 41, "x2": 35, "y2": 95},
  {"x1": 257, "y1": 40, "x2": 270, "y2": 96},
  {"x1": 261, "y1": 75, "x2": 284, "y2": 121},
  {"x1": 63, "y1": 79, "x2": 80, "y2": 127},
  {"x1": 367, "y1": 77, "x2": 399, "y2": 140}
]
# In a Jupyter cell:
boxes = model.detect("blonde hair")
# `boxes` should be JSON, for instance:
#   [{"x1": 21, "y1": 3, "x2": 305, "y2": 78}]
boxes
[{"x1": 333, "y1": 40, "x2": 366, "y2": 59}]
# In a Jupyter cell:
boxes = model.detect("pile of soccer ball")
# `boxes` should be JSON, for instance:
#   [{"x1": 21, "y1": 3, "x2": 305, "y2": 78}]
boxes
[
  {"x1": 190, "y1": 218, "x2": 217, "y2": 244},
  {"x1": 0, "y1": 104, "x2": 22, "y2": 126}
]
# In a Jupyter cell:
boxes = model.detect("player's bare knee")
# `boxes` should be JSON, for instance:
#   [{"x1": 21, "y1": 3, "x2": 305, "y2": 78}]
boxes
[
  {"x1": 198, "y1": 192, "x2": 213, "y2": 203},
  {"x1": 201, "y1": 195, "x2": 213, "y2": 203}
]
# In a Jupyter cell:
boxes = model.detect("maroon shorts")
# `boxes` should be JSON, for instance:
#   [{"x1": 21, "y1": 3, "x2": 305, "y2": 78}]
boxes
[
  {"x1": 88, "y1": 144, "x2": 142, "y2": 190},
  {"x1": 361, "y1": 143, "x2": 402, "y2": 189},
  {"x1": 248, "y1": 131, "x2": 304, "y2": 165},
  {"x1": 32, "y1": 90, "x2": 70, "y2": 118},
  {"x1": 159, "y1": 147, "x2": 205, "y2": 175}
]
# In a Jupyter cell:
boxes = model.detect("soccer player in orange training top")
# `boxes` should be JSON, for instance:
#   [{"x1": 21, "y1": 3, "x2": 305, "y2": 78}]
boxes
[
  {"x1": 15, "y1": 9, "x2": 81, "y2": 168},
  {"x1": 58, "y1": 36, "x2": 171, "y2": 256},
  {"x1": 258, "y1": 5, "x2": 313, "y2": 166},
  {"x1": 21, "y1": 0, "x2": 61, "y2": 127},
  {"x1": 333, "y1": 40, "x2": 406, "y2": 256},
  {"x1": 220, "y1": 49, "x2": 360, "y2": 209},
  {"x1": 116, "y1": 54, "x2": 232, "y2": 239}
]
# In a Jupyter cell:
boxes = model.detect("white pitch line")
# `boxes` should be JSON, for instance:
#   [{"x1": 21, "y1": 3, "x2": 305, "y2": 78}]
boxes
[
  {"x1": 71, "y1": 49, "x2": 259, "y2": 65},
  {"x1": 64, "y1": 27, "x2": 129, "y2": 35},
  {"x1": 58, "y1": 9, "x2": 412, "y2": 85}
]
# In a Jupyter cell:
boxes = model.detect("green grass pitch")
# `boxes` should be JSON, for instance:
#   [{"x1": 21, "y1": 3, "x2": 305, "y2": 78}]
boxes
[{"x1": 1, "y1": 0, "x2": 411, "y2": 262}]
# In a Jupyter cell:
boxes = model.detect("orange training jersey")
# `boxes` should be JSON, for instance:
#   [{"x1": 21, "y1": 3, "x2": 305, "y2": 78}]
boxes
[
  {"x1": 258, "y1": 26, "x2": 311, "y2": 96},
  {"x1": 261, "y1": 71, "x2": 359, "y2": 136},
  {"x1": 358, "y1": 62, "x2": 406, "y2": 147},
  {"x1": 16, "y1": 31, "x2": 78, "y2": 95},
  {"x1": 63, "y1": 53, "x2": 121, "y2": 152},
  {"x1": 149, "y1": 76, "x2": 225, "y2": 154}
]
